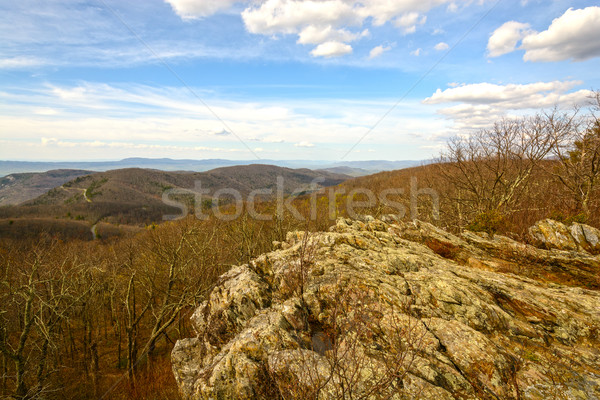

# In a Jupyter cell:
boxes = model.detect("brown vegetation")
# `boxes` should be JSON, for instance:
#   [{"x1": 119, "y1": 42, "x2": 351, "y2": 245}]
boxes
[
  {"x1": 0, "y1": 212, "x2": 303, "y2": 399},
  {"x1": 0, "y1": 165, "x2": 349, "y2": 230}
]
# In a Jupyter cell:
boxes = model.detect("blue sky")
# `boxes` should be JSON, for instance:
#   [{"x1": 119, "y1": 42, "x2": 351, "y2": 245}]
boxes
[{"x1": 1, "y1": 0, "x2": 600, "y2": 161}]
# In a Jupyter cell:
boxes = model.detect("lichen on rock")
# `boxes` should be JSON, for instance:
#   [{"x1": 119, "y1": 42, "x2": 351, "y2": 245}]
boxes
[
  {"x1": 529, "y1": 218, "x2": 600, "y2": 255},
  {"x1": 172, "y1": 217, "x2": 600, "y2": 400}
]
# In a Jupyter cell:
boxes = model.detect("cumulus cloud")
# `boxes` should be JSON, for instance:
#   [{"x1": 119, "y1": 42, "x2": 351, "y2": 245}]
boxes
[
  {"x1": 434, "y1": 42, "x2": 449, "y2": 51},
  {"x1": 522, "y1": 7, "x2": 600, "y2": 62},
  {"x1": 369, "y1": 45, "x2": 391, "y2": 59},
  {"x1": 411, "y1": 48, "x2": 422, "y2": 56},
  {"x1": 394, "y1": 12, "x2": 427, "y2": 34},
  {"x1": 242, "y1": 0, "x2": 360, "y2": 35},
  {"x1": 487, "y1": 21, "x2": 531, "y2": 57},
  {"x1": 488, "y1": 7, "x2": 600, "y2": 62},
  {"x1": 163, "y1": 0, "x2": 246, "y2": 19},
  {"x1": 423, "y1": 81, "x2": 592, "y2": 130},
  {"x1": 310, "y1": 41, "x2": 353, "y2": 58},
  {"x1": 166, "y1": 0, "x2": 467, "y2": 57}
]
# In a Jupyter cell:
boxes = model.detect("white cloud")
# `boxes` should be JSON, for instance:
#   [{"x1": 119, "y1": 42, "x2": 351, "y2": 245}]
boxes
[
  {"x1": 0, "y1": 56, "x2": 45, "y2": 69},
  {"x1": 424, "y1": 80, "x2": 583, "y2": 106},
  {"x1": 163, "y1": 0, "x2": 246, "y2": 19},
  {"x1": 522, "y1": 7, "x2": 600, "y2": 62},
  {"x1": 359, "y1": 0, "x2": 453, "y2": 26},
  {"x1": 394, "y1": 12, "x2": 427, "y2": 34},
  {"x1": 297, "y1": 25, "x2": 368, "y2": 45},
  {"x1": 295, "y1": 141, "x2": 315, "y2": 147},
  {"x1": 411, "y1": 48, "x2": 422, "y2": 56},
  {"x1": 487, "y1": 21, "x2": 531, "y2": 57},
  {"x1": 242, "y1": 0, "x2": 361, "y2": 36},
  {"x1": 34, "y1": 108, "x2": 59, "y2": 116},
  {"x1": 369, "y1": 45, "x2": 391, "y2": 59},
  {"x1": 238, "y1": 0, "x2": 465, "y2": 57},
  {"x1": 310, "y1": 41, "x2": 353, "y2": 58},
  {"x1": 488, "y1": 7, "x2": 600, "y2": 62},
  {"x1": 423, "y1": 81, "x2": 592, "y2": 130},
  {"x1": 434, "y1": 42, "x2": 449, "y2": 51}
]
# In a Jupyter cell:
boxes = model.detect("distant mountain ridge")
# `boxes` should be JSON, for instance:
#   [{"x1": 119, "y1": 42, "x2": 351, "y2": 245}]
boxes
[{"x1": 0, "y1": 158, "x2": 424, "y2": 177}]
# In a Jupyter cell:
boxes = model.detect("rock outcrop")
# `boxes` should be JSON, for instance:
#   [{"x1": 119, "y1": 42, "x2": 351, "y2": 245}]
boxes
[
  {"x1": 529, "y1": 218, "x2": 600, "y2": 254},
  {"x1": 172, "y1": 218, "x2": 600, "y2": 400}
]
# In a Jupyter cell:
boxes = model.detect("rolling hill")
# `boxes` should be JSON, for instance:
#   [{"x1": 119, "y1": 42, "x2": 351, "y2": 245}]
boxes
[
  {"x1": 0, "y1": 164, "x2": 350, "y2": 229},
  {"x1": 0, "y1": 169, "x2": 91, "y2": 206}
]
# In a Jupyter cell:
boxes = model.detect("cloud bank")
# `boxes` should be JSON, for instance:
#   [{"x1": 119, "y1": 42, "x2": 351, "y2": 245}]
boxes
[
  {"x1": 165, "y1": 0, "x2": 468, "y2": 57},
  {"x1": 424, "y1": 81, "x2": 592, "y2": 129}
]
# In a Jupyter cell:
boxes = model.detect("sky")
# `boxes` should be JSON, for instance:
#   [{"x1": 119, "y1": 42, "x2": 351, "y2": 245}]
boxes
[{"x1": 1, "y1": 0, "x2": 600, "y2": 162}]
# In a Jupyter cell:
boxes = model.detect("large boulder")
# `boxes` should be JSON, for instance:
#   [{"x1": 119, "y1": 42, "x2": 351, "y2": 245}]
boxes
[
  {"x1": 527, "y1": 218, "x2": 600, "y2": 255},
  {"x1": 570, "y1": 222, "x2": 600, "y2": 254},
  {"x1": 528, "y1": 218, "x2": 579, "y2": 251},
  {"x1": 173, "y1": 217, "x2": 600, "y2": 400}
]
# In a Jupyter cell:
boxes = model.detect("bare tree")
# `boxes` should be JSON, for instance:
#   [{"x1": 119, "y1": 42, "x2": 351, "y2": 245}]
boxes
[
  {"x1": 438, "y1": 111, "x2": 571, "y2": 227},
  {"x1": 551, "y1": 91, "x2": 600, "y2": 218},
  {"x1": 142, "y1": 222, "x2": 218, "y2": 371},
  {"x1": 0, "y1": 238, "x2": 89, "y2": 399}
]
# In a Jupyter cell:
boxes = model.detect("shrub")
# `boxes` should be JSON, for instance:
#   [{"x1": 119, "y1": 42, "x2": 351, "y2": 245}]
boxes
[
  {"x1": 466, "y1": 210, "x2": 506, "y2": 235},
  {"x1": 547, "y1": 210, "x2": 589, "y2": 225}
]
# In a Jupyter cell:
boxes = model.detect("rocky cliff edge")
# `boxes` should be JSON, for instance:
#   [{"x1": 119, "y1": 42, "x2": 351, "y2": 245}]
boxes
[{"x1": 172, "y1": 217, "x2": 600, "y2": 400}]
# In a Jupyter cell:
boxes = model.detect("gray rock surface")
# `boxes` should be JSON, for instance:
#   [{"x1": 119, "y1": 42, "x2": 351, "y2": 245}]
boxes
[
  {"x1": 528, "y1": 218, "x2": 600, "y2": 255},
  {"x1": 570, "y1": 222, "x2": 600, "y2": 254},
  {"x1": 528, "y1": 219, "x2": 579, "y2": 251},
  {"x1": 173, "y1": 218, "x2": 600, "y2": 399}
]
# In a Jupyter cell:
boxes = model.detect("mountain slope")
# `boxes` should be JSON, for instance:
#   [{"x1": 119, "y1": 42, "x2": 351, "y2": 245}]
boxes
[
  {"x1": 29, "y1": 164, "x2": 349, "y2": 205},
  {"x1": 1, "y1": 165, "x2": 350, "y2": 226},
  {"x1": 0, "y1": 169, "x2": 91, "y2": 206}
]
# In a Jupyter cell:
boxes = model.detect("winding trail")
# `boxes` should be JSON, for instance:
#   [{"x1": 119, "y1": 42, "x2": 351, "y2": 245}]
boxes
[
  {"x1": 82, "y1": 188, "x2": 91, "y2": 203},
  {"x1": 90, "y1": 224, "x2": 98, "y2": 240},
  {"x1": 58, "y1": 185, "x2": 92, "y2": 203}
]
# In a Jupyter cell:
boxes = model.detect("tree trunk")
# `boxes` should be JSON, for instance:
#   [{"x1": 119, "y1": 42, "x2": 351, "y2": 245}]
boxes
[{"x1": 15, "y1": 356, "x2": 27, "y2": 398}]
